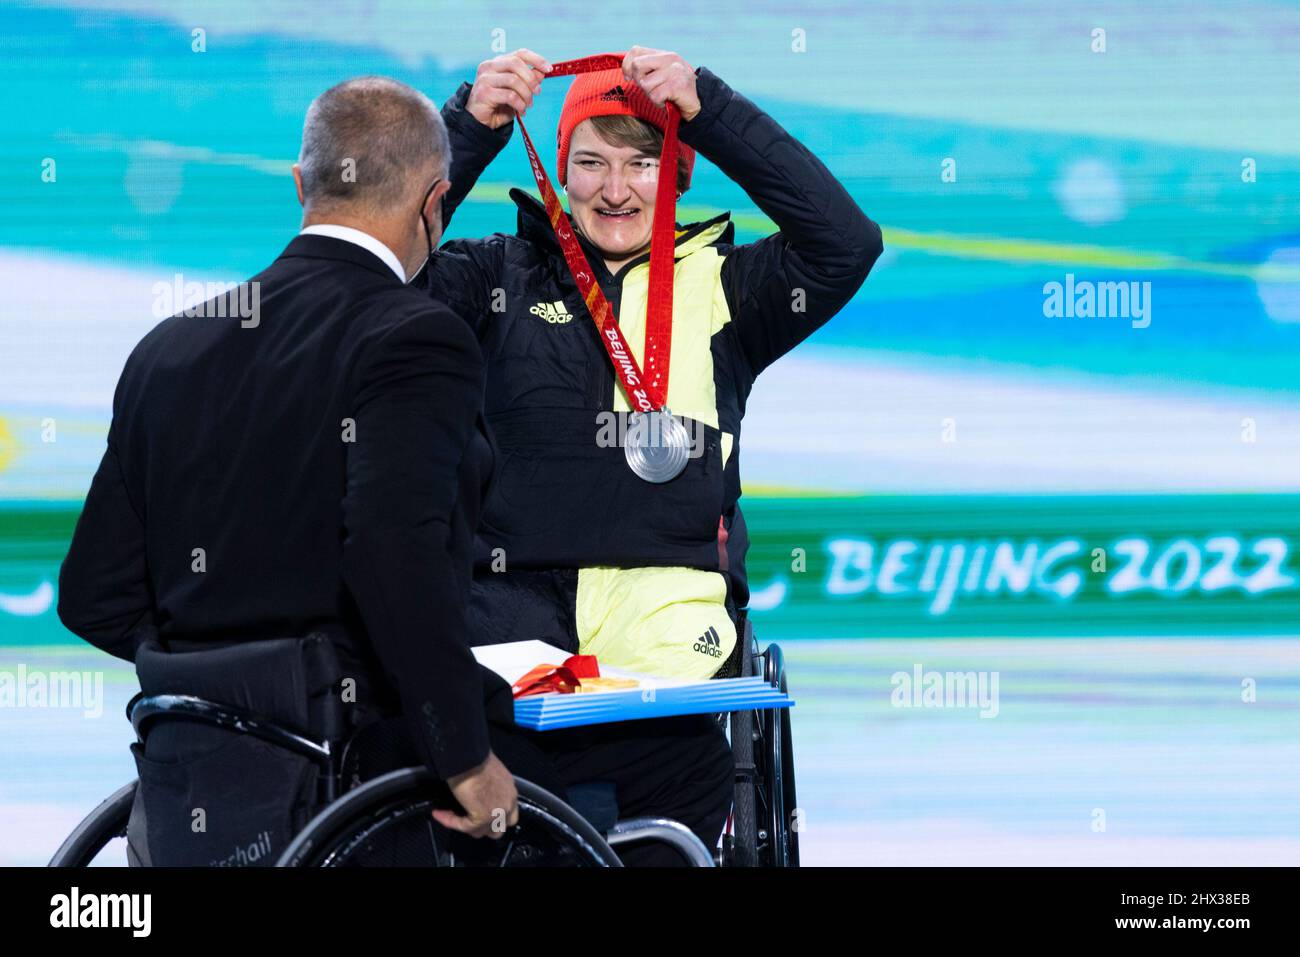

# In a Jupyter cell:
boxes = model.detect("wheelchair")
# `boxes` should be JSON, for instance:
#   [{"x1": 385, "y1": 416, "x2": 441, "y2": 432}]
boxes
[
  {"x1": 720, "y1": 613, "x2": 800, "y2": 867},
  {"x1": 49, "y1": 616, "x2": 797, "y2": 868}
]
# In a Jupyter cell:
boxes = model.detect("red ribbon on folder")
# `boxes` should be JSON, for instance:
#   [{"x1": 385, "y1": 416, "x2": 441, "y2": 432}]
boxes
[{"x1": 512, "y1": 654, "x2": 602, "y2": 698}]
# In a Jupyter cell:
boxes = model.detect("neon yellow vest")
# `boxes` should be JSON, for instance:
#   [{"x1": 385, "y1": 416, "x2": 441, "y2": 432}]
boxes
[{"x1": 576, "y1": 220, "x2": 739, "y2": 680}]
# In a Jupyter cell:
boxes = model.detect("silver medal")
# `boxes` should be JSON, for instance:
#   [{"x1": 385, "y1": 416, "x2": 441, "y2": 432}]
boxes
[{"x1": 624, "y1": 407, "x2": 691, "y2": 483}]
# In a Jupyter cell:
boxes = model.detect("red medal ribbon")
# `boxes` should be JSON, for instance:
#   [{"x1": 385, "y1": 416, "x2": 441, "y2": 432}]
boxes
[
  {"x1": 511, "y1": 654, "x2": 603, "y2": 698},
  {"x1": 514, "y1": 53, "x2": 679, "y2": 414}
]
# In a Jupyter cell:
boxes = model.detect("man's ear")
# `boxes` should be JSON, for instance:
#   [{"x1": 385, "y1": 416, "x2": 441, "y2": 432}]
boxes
[
  {"x1": 425, "y1": 178, "x2": 452, "y2": 221},
  {"x1": 291, "y1": 164, "x2": 306, "y2": 207},
  {"x1": 423, "y1": 178, "x2": 453, "y2": 239}
]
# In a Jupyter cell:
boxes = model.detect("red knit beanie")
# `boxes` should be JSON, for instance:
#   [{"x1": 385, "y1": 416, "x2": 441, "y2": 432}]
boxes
[{"x1": 556, "y1": 59, "x2": 696, "y2": 193}]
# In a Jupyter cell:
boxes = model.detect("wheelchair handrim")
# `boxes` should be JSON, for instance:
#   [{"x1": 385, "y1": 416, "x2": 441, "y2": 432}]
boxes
[{"x1": 277, "y1": 768, "x2": 623, "y2": 867}]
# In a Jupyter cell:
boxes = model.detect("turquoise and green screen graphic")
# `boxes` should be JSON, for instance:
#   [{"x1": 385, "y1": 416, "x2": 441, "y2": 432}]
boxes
[
  {"x1": 3, "y1": 0, "x2": 1299, "y2": 871},
  {"x1": 2, "y1": 2, "x2": 1298, "y2": 645}
]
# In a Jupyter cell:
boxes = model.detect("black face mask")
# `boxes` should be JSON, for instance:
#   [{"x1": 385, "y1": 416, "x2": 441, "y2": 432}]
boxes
[{"x1": 419, "y1": 178, "x2": 446, "y2": 264}]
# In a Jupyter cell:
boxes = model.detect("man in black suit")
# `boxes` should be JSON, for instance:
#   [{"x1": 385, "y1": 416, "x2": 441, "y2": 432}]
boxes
[{"x1": 57, "y1": 75, "x2": 519, "y2": 842}]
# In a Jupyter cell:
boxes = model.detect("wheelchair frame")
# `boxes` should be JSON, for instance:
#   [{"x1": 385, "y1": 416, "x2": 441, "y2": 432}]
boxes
[
  {"x1": 48, "y1": 627, "x2": 796, "y2": 868},
  {"x1": 722, "y1": 614, "x2": 799, "y2": 867}
]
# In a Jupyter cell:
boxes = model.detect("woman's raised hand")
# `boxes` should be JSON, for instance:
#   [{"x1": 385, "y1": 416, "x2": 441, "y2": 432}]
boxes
[{"x1": 466, "y1": 48, "x2": 554, "y2": 130}]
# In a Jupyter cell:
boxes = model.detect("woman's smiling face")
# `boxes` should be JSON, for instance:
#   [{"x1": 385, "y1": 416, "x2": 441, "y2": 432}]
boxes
[{"x1": 565, "y1": 119, "x2": 662, "y2": 272}]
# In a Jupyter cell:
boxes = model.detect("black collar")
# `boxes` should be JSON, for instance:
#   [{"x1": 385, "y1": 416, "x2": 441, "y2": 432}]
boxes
[{"x1": 510, "y1": 187, "x2": 735, "y2": 285}]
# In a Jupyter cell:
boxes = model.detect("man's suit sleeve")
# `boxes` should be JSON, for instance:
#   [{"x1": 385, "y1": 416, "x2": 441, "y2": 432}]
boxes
[
  {"x1": 341, "y1": 300, "x2": 491, "y2": 780},
  {"x1": 679, "y1": 66, "x2": 885, "y2": 379},
  {"x1": 57, "y1": 373, "x2": 155, "y2": 662}
]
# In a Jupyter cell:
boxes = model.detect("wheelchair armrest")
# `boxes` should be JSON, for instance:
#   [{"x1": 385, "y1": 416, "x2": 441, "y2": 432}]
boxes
[{"x1": 129, "y1": 693, "x2": 333, "y2": 765}]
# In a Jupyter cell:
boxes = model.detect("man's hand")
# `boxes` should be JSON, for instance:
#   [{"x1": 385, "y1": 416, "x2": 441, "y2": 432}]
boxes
[
  {"x1": 622, "y1": 46, "x2": 701, "y2": 122},
  {"x1": 465, "y1": 49, "x2": 553, "y2": 130},
  {"x1": 433, "y1": 749, "x2": 520, "y2": 839}
]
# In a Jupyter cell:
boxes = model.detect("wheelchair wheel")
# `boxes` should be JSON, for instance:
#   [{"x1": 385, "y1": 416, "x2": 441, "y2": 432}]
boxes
[
  {"x1": 780, "y1": 701, "x2": 800, "y2": 867},
  {"x1": 723, "y1": 619, "x2": 761, "y2": 867},
  {"x1": 733, "y1": 642, "x2": 799, "y2": 868},
  {"x1": 760, "y1": 643, "x2": 799, "y2": 867},
  {"x1": 758, "y1": 682, "x2": 799, "y2": 865},
  {"x1": 278, "y1": 769, "x2": 623, "y2": 867},
  {"x1": 727, "y1": 707, "x2": 759, "y2": 866},
  {"x1": 48, "y1": 781, "x2": 136, "y2": 867}
]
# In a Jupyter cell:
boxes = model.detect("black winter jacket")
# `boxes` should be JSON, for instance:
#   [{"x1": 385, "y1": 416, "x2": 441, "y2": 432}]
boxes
[{"x1": 419, "y1": 65, "x2": 883, "y2": 611}]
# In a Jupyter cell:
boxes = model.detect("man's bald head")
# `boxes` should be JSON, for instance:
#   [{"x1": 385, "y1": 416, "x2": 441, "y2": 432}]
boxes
[{"x1": 297, "y1": 76, "x2": 449, "y2": 216}]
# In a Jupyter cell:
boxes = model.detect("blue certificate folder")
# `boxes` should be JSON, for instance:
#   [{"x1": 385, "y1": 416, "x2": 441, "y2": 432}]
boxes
[
  {"x1": 514, "y1": 676, "x2": 795, "y2": 731},
  {"x1": 472, "y1": 640, "x2": 795, "y2": 731}
]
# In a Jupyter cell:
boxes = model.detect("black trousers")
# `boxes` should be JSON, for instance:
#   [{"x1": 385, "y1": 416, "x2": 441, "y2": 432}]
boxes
[
  {"x1": 349, "y1": 712, "x2": 734, "y2": 867},
  {"x1": 490, "y1": 714, "x2": 734, "y2": 866}
]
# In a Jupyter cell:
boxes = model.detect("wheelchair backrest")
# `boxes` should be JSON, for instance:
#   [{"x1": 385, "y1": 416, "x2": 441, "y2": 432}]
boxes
[
  {"x1": 134, "y1": 633, "x2": 346, "y2": 748},
  {"x1": 127, "y1": 634, "x2": 346, "y2": 866}
]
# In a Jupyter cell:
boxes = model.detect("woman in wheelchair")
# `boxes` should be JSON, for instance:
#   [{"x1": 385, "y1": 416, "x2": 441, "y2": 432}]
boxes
[{"x1": 420, "y1": 47, "x2": 882, "y2": 680}]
